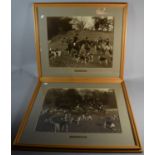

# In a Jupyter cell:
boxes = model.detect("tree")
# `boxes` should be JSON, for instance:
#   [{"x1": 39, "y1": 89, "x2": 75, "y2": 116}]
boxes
[
  {"x1": 93, "y1": 17, "x2": 112, "y2": 31},
  {"x1": 47, "y1": 17, "x2": 72, "y2": 40},
  {"x1": 93, "y1": 17, "x2": 100, "y2": 30},
  {"x1": 70, "y1": 17, "x2": 87, "y2": 31}
]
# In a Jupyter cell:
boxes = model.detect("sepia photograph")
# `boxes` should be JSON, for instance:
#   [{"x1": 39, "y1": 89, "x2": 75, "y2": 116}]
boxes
[
  {"x1": 36, "y1": 88, "x2": 121, "y2": 133},
  {"x1": 47, "y1": 16, "x2": 114, "y2": 68}
]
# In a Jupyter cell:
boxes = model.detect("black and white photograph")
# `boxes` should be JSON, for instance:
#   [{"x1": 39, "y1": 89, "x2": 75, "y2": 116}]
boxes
[
  {"x1": 36, "y1": 88, "x2": 121, "y2": 133},
  {"x1": 47, "y1": 16, "x2": 114, "y2": 68}
]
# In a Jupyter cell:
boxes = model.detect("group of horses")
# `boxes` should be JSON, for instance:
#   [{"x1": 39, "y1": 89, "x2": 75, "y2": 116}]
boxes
[{"x1": 49, "y1": 37, "x2": 113, "y2": 66}]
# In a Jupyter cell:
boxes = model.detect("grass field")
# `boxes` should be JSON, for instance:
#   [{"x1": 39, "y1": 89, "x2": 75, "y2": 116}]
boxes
[{"x1": 48, "y1": 30, "x2": 114, "y2": 68}]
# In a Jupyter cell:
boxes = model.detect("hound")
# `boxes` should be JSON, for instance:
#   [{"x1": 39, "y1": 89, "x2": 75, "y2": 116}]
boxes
[
  {"x1": 112, "y1": 114, "x2": 118, "y2": 121},
  {"x1": 98, "y1": 55, "x2": 108, "y2": 65},
  {"x1": 110, "y1": 122, "x2": 116, "y2": 128},
  {"x1": 87, "y1": 53, "x2": 94, "y2": 63},
  {"x1": 86, "y1": 115, "x2": 93, "y2": 121},
  {"x1": 56, "y1": 50, "x2": 62, "y2": 57},
  {"x1": 49, "y1": 48, "x2": 57, "y2": 60},
  {"x1": 49, "y1": 118, "x2": 60, "y2": 133},
  {"x1": 76, "y1": 116, "x2": 81, "y2": 125},
  {"x1": 81, "y1": 114, "x2": 86, "y2": 120},
  {"x1": 76, "y1": 54, "x2": 87, "y2": 64},
  {"x1": 70, "y1": 116, "x2": 81, "y2": 125}
]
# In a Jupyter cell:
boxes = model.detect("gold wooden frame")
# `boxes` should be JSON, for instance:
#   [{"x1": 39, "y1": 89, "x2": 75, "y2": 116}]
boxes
[{"x1": 13, "y1": 2, "x2": 142, "y2": 153}]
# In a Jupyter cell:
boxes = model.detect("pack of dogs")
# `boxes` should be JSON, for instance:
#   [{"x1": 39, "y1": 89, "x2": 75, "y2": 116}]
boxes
[
  {"x1": 49, "y1": 37, "x2": 113, "y2": 65},
  {"x1": 44, "y1": 113, "x2": 93, "y2": 133},
  {"x1": 43, "y1": 112, "x2": 118, "y2": 133},
  {"x1": 49, "y1": 48, "x2": 62, "y2": 60}
]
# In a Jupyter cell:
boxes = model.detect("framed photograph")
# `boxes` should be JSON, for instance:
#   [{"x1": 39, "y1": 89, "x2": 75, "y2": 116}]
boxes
[
  {"x1": 47, "y1": 16, "x2": 114, "y2": 68},
  {"x1": 13, "y1": 3, "x2": 142, "y2": 153},
  {"x1": 34, "y1": 2, "x2": 127, "y2": 78}
]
